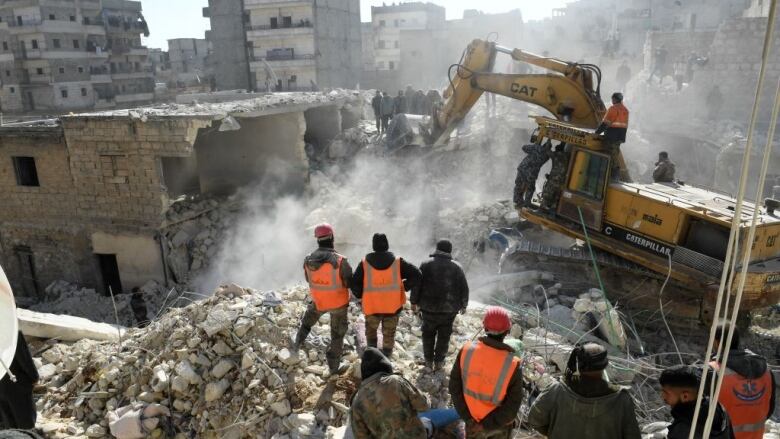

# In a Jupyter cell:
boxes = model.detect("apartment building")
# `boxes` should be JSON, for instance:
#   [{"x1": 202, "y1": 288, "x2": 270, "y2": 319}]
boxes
[
  {"x1": 168, "y1": 38, "x2": 208, "y2": 87},
  {"x1": 204, "y1": 0, "x2": 362, "y2": 92},
  {"x1": 370, "y1": 2, "x2": 445, "y2": 72},
  {"x1": 0, "y1": 0, "x2": 152, "y2": 113}
]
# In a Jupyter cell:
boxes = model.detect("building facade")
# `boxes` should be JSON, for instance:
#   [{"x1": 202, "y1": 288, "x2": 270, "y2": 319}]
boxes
[
  {"x1": 369, "y1": 2, "x2": 445, "y2": 72},
  {"x1": 204, "y1": 0, "x2": 362, "y2": 92},
  {"x1": 0, "y1": 0, "x2": 153, "y2": 113},
  {"x1": 168, "y1": 38, "x2": 208, "y2": 87}
]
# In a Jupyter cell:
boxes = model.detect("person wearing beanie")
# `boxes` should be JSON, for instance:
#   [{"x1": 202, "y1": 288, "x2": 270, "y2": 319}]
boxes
[
  {"x1": 351, "y1": 233, "x2": 421, "y2": 357},
  {"x1": 659, "y1": 364, "x2": 734, "y2": 439},
  {"x1": 292, "y1": 223, "x2": 353, "y2": 375},
  {"x1": 350, "y1": 348, "x2": 429, "y2": 439},
  {"x1": 449, "y1": 306, "x2": 524, "y2": 438},
  {"x1": 411, "y1": 239, "x2": 469, "y2": 371},
  {"x1": 527, "y1": 342, "x2": 641, "y2": 439}
]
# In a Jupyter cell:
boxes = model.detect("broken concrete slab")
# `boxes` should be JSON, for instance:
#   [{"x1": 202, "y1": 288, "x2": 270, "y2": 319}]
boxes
[{"x1": 17, "y1": 308, "x2": 125, "y2": 342}]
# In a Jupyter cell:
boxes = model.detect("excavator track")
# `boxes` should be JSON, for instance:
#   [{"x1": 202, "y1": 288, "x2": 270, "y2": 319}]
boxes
[{"x1": 501, "y1": 239, "x2": 780, "y2": 351}]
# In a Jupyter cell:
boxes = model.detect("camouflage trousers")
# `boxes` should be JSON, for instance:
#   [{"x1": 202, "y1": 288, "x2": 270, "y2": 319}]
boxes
[
  {"x1": 541, "y1": 174, "x2": 565, "y2": 210},
  {"x1": 295, "y1": 302, "x2": 349, "y2": 370},
  {"x1": 514, "y1": 168, "x2": 540, "y2": 207},
  {"x1": 365, "y1": 313, "x2": 399, "y2": 356}
]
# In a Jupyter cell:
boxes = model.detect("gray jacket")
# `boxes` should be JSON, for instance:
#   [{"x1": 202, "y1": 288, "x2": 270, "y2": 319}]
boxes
[{"x1": 527, "y1": 380, "x2": 641, "y2": 439}]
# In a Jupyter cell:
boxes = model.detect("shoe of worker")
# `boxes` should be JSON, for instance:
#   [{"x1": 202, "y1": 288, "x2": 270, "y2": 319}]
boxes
[
  {"x1": 423, "y1": 360, "x2": 433, "y2": 370},
  {"x1": 434, "y1": 362, "x2": 444, "y2": 372}
]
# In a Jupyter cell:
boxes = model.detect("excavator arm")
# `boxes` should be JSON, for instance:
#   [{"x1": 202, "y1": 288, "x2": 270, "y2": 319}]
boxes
[{"x1": 425, "y1": 39, "x2": 607, "y2": 145}]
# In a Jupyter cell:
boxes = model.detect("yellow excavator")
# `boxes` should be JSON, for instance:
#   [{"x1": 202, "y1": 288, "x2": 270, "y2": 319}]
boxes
[{"x1": 426, "y1": 39, "x2": 780, "y2": 327}]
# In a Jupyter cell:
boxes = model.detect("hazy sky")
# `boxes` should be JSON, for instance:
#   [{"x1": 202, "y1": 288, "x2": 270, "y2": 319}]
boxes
[{"x1": 140, "y1": 0, "x2": 571, "y2": 50}]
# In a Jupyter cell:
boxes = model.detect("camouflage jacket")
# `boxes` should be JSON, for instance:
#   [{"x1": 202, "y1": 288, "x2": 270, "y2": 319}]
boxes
[
  {"x1": 652, "y1": 159, "x2": 675, "y2": 183},
  {"x1": 350, "y1": 373, "x2": 429, "y2": 439},
  {"x1": 517, "y1": 144, "x2": 551, "y2": 181},
  {"x1": 547, "y1": 149, "x2": 569, "y2": 180}
]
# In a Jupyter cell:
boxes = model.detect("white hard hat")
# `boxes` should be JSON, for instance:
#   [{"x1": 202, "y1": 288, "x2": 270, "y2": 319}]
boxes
[{"x1": 0, "y1": 264, "x2": 18, "y2": 381}]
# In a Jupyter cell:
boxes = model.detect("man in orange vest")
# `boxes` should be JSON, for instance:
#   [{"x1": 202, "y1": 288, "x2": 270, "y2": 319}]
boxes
[
  {"x1": 449, "y1": 306, "x2": 524, "y2": 438},
  {"x1": 292, "y1": 223, "x2": 353, "y2": 375},
  {"x1": 595, "y1": 92, "x2": 631, "y2": 181},
  {"x1": 351, "y1": 233, "x2": 421, "y2": 358},
  {"x1": 710, "y1": 323, "x2": 776, "y2": 439}
]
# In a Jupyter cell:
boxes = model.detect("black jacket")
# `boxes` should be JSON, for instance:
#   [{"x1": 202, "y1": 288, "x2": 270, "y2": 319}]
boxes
[
  {"x1": 371, "y1": 95, "x2": 382, "y2": 115},
  {"x1": 717, "y1": 349, "x2": 776, "y2": 418},
  {"x1": 304, "y1": 247, "x2": 353, "y2": 290},
  {"x1": 411, "y1": 250, "x2": 469, "y2": 314},
  {"x1": 0, "y1": 332, "x2": 38, "y2": 389},
  {"x1": 667, "y1": 399, "x2": 735, "y2": 439},
  {"x1": 351, "y1": 251, "x2": 421, "y2": 299},
  {"x1": 449, "y1": 336, "x2": 524, "y2": 431}
]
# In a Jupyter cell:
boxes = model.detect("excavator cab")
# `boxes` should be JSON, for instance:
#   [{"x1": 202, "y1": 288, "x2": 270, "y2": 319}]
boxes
[{"x1": 560, "y1": 147, "x2": 612, "y2": 231}]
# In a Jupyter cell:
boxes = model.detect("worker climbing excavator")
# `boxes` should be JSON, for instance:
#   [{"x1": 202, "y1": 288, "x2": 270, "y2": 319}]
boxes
[{"x1": 426, "y1": 39, "x2": 780, "y2": 331}]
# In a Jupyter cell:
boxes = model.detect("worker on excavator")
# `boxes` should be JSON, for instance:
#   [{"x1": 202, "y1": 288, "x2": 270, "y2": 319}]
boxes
[
  {"x1": 595, "y1": 92, "x2": 630, "y2": 181},
  {"x1": 292, "y1": 223, "x2": 353, "y2": 375},
  {"x1": 540, "y1": 142, "x2": 570, "y2": 211},
  {"x1": 709, "y1": 323, "x2": 775, "y2": 439},
  {"x1": 513, "y1": 141, "x2": 552, "y2": 209},
  {"x1": 351, "y1": 233, "x2": 421, "y2": 358},
  {"x1": 449, "y1": 306, "x2": 524, "y2": 438}
]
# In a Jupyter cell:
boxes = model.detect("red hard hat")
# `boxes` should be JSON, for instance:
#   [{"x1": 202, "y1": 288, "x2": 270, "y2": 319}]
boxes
[
  {"x1": 483, "y1": 306, "x2": 512, "y2": 334},
  {"x1": 314, "y1": 223, "x2": 334, "y2": 239}
]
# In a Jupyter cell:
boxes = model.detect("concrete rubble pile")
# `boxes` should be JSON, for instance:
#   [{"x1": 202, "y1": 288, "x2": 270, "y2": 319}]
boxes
[
  {"x1": 30, "y1": 280, "x2": 167, "y2": 327},
  {"x1": 161, "y1": 196, "x2": 240, "y2": 284},
  {"x1": 32, "y1": 284, "x2": 478, "y2": 438}
]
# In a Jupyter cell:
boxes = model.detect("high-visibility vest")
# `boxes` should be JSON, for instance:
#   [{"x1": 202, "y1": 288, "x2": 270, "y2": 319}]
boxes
[
  {"x1": 460, "y1": 341, "x2": 521, "y2": 422},
  {"x1": 361, "y1": 258, "x2": 406, "y2": 315},
  {"x1": 305, "y1": 256, "x2": 349, "y2": 312},
  {"x1": 603, "y1": 103, "x2": 629, "y2": 129},
  {"x1": 710, "y1": 360, "x2": 772, "y2": 439}
]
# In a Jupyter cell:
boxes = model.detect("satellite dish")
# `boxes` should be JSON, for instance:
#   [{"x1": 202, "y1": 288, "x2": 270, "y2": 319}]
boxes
[{"x1": 0, "y1": 264, "x2": 18, "y2": 381}]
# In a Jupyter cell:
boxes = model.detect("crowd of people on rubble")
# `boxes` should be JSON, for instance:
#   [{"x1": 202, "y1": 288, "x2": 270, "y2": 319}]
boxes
[
  {"x1": 290, "y1": 223, "x2": 777, "y2": 439},
  {"x1": 371, "y1": 86, "x2": 443, "y2": 134}
]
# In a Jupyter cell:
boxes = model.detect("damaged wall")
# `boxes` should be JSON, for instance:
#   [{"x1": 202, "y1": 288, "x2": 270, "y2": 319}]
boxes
[
  {"x1": 91, "y1": 231, "x2": 165, "y2": 289},
  {"x1": 194, "y1": 112, "x2": 308, "y2": 196}
]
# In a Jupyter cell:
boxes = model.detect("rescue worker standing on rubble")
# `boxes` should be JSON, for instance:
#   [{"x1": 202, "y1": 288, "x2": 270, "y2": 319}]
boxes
[
  {"x1": 292, "y1": 223, "x2": 353, "y2": 375},
  {"x1": 709, "y1": 323, "x2": 775, "y2": 439},
  {"x1": 541, "y1": 142, "x2": 570, "y2": 211},
  {"x1": 660, "y1": 364, "x2": 735, "y2": 439},
  {"x1": 411, "y1": 240, "x2": 469, "y2": 371},
  {"x1": 0, "y1": 332, "x2": 39, "y2": 430},
  {"x1": 350, "y1": 347, "x2": 430, "y2": 438},
  {"x1": 527, "y1": 342, "x2": 642, "y2": 439},
  {"x1": 380, "y1": 92, "x2": 395, "y2": 135},
  {"x1": 653, "y1": 151, "x2": 676, "y2": 183},
  {"x1": 595, "y1": 92, "x2": 631, "y2": 181},
  {"x1": 513, "y1": 140, "x2": 552, "y2": 209},
  {"x1": 352, "y1": 233, "x2": 421, "y2": 358},
  {"x1": 372, "y1": 91, "x2": 382, "y2": 133},
  {"x1": 450, "y1": 306, "x2": 524, "y2": 439}
]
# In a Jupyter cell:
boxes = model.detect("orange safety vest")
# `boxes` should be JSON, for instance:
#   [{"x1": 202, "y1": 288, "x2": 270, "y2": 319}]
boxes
[
  {"x1": 459, "y1": 341, "x2": 521, "y2": 422},
  {"x1": 361, "y1": 258, "x2": 406, "y2": 315},
  {"x1": 305, "y1": 256, "x2": 349, "y2": 312},
  {"x1": 710, "y1": 361, "x2": 772, "y2": 439},
  {"x1": 603, "y1": 103, "x2": 629, "y2": 129}
]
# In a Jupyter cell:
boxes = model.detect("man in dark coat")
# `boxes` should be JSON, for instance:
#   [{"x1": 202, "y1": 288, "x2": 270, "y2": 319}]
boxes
[
  {"x1": 411, "y1": 240, "x2": 469, "y2": 371},
  {"x1": 514, "y1": 141, "x2": 552, "y2": 208},
  {"x1": 352, "y1": 233, "x2": 421, "y2": 357},
  {"x1": 0, "y1": 332, "x2": 39, "y2": 430},
  {"x1": 130, "y1": 287, "x2": 149, "y2": 327},
  {"x1": 371, "y1": 91, "x2": 382, "y2": 132},
  {"x1": 660, "y1": 365, "x2": 735, "y2": 439}
]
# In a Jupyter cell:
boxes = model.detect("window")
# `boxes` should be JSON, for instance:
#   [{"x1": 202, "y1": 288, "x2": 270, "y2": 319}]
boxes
[
  {"x1": 2, "y1": 42, "x2": 7, "y2": 51},
  {"x1": 567, "y1": 150, "x2": 609, "y2": 200},
  {"x1": 270, "y1": 17, "x2": 278, "y2": 28},
  {"x1": 73, "y1": 39, "x2": 80, "y2": 49},
  {"x1": 61, "y1": 89, "x2": 68, "y2": 98},
  {"x1": 77, "y1": 66, "x2": 84, "y2": 73},
  {"x1": 58, "y1": 67, "x2": 65, "y2": 74},
  {"x1": 81, "y1": 88, "x2": 87, "y2": 96},
  {"x1": 394, "y1": 40, "x2": 399, "y2": 48},
  {"x1": 53, "y1": 39, "x2": 61, "y2": 49},
  {"x1": 282, "y1": 16, "x2": 292, "y2": 27},
  {"x1": 69, "y1": 15, "x2": 76, "y2": 22},
  {"x1": 378, "y1": 40, "x2": 386, "y2": 49},
  {"x1": 12, "y1": 157, "x2": 40, "y2": 187},
  {"x1": 36, "y1": 68, "x2": 43, "y2": 75},
  {"x1": 16, "y1": 16, "x2": 22, "y2": 26},
  {"x1": 84, "y1": 17, "x2": 90, "y2": 24},
  {"x1": 379, "y1": 20, "x2": 386, "y2": 26},
  {"x1": 31, "y1": 39, "x2": 38, "y2": 49},
  {"x1": 9, "y1": 87, "x2": 14, "y2": 93},
  {"x1": 5, "y1": 70, "x2": 9, "y2": 77},
  {"x1": 49, "y1": 14, "x2": 55, "y2": 20}
]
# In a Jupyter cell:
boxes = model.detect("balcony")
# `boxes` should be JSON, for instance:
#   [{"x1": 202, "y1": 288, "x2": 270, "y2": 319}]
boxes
[
  {"x1": 114, "y1": 92, "x2": 154, "y2": 103},
  {"x1": 251, "y1": 53, "x2": 315, "y2": 70},
  {"x1": 247, "y1": 21, "x2": 314, "y2": 38}
]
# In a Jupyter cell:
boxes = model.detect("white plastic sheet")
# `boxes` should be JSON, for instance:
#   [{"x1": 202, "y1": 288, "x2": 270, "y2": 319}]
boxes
[{"x1": 0, "y1": 264, "x2": 19, "y2": 381}]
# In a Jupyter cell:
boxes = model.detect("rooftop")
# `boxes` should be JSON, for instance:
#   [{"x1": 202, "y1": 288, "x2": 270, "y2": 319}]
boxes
[{"x1": 371, "y1": 2, "x2": 445, "y2": 15}]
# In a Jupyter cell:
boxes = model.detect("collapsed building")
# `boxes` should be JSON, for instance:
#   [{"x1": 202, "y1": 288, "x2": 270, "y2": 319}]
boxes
[{"x1": 0, "y1": 91, "x2": 364, "y2": 302}]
